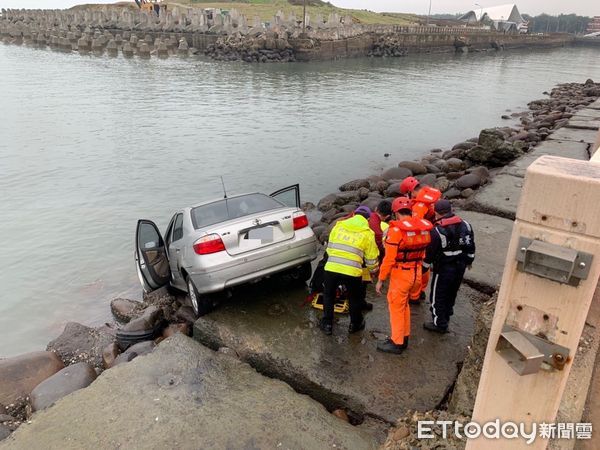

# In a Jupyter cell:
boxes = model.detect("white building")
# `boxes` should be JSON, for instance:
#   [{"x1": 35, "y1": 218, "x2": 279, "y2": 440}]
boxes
[{"x1": 460, "y1": 4, "x2": 528, "y2": 33}]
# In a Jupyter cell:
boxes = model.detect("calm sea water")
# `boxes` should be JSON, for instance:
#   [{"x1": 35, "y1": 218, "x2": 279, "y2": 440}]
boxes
[{"x1": 1, "y1": 44, "x2": 600, "y2": 356}]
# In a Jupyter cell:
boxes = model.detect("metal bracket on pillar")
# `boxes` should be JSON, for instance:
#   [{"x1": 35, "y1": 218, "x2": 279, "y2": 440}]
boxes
[
  {"x1": 515, "y1": 237, "x2": 593, "y2": 286},
  {"x1": 496, "y1": 325, "x2": 570, "y2": 376}
]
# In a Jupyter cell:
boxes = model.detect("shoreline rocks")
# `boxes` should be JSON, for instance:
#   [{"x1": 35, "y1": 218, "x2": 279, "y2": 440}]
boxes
[{"x1": 307, "y1": 80, "x2": 600, "y2": 243}]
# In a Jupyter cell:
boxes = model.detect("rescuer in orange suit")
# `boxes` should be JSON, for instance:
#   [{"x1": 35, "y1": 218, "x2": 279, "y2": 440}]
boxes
[
  {"x1": 400, "y1": 176, "x2": 442, "y2": 303},
  {"x1": 375, "y1": 197, "x2": 433, "y2": 354}
]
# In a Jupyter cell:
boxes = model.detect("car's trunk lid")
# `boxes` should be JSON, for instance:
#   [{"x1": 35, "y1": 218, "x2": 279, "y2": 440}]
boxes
[{"x1": 205, "y1": 208, "x2": 296, "y2": 256}]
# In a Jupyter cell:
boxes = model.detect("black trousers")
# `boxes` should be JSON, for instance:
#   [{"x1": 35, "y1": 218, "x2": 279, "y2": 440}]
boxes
[
  {"x1": 429, "y1": 262, "x2": 467, "y2": 329},
  {"x1": 322, "y1": 271, "x2": 363, "y2": 326}
]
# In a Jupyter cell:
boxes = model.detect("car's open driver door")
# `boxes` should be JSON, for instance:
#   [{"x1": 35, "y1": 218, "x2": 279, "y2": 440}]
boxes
[{"x1": 135, "y1": 219, "x2": 170, "y2": 292}]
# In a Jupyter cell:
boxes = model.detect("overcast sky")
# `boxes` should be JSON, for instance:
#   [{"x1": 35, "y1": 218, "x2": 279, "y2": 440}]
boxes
[{"x1": 0, "y1": 1, "x2": 597, "y2": 17}]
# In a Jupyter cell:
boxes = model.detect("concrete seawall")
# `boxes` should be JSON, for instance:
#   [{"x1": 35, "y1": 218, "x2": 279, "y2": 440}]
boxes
[
  {"x1": 0, "y1": 7, "x2": 575, "y2": 62},
  {"x1": 292, "y1": 31, "x2": 572, "y2": 61}
]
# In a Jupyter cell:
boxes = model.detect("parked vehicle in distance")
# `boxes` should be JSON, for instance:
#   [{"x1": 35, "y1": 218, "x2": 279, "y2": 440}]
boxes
[{"x1": 135, "y1": 184, "x2": 318, "y2": 317}]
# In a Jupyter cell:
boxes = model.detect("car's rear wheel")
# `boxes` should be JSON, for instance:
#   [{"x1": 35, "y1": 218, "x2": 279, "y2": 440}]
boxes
[
  {"x1": 289, "y1": 262, "x2": 313, "y2": 284},
  {"x1": 187, "y1": 277, "x2": 212, "y2": 317}
]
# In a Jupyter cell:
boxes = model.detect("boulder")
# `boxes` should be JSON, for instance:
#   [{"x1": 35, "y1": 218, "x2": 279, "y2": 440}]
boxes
[
  {"x1": 452, "y1": 141, "x2": 477, "y2": 151},
  {"x1": 357, "y1": 187, "x2": 370, "y2": 201},
  {"x1": 467, "y1": 166, "x2": 490, "y2": 184},
  {"x1": 381, "y1": 167, "x2": 412, "y2": 181},
  {"x1": 455, "y1": 173, "x2": 481, "y2": 190},
  {"x1": 446, "y1": 171, "x2": 466, "y2": 180},
  {"x1": 360, "y1": 197, "x2": 382, "y2": 211},
  {"x1": 120, "y1": 306, "x2": 163, "y2": 333},
  {"x1": 432, "y1": 159, "x2": 448, "y2": 171},
  {"x1": 425, "y1": 164, "x2": 441, "y2": 174},
  {"x1": 445, "y1": 158, "x2": 465, "y2": 172},
  {"x1": 584, "y1": 87, "x2": 600, "y2": 97},
  {"x1": 508, "y1": 131, "x2": 529, "y2": 142},
  {"x1": 466, "y1": 143, "x2": 523, "y2": 168},
  {"x1": 444, "y1": 187, "x2": 462, "y2": 199},
  {"x1": 442, "y1": 148, "x2": 465, "y2": 160},
  {"x1": 110, "y1": 298, "x2": 144, "y2": 323},
  {"x1": 321, "y1": 207, "x2": 342, "y2": 224},
  {"x1": 113, "y1": 341, "x2": 156, "y2": 367},
  {"x1": 339, "y1": 179, "x2": 369, "y2": 191},
  {"x1": 341, "y1": 203, "x2": 359, "y2": 213},
  {"x1": 478, "y1": 128, "x2": 505, "y2": 148},
  {"x1": 47, "y1": 322, "x2": 115, "y2": 369},
  {"x1": 301, "y1": 201, "x2": 315, "y2": 211},
  {"x1": 317, "y1": 193, "x2": 337, "y2": 212},
  {"x1": 334, "y1": 191, "x2": 361, "y2": 206},
  {"x1": 0, "y1": 351, "x2": 64, "y2": 406},
  {"x1": 434, "y1": 177, "x2": 451, "y2": 193},
  {"x1": 373, "y1": 180, "x2": 389, "y2": 194},
  {"x1": 384, "y1": 182, "x2": 402, "y2": 197},
  {"x1": 461, "y1": 188, "x2": 475, "y2": 198},
  {"x1": 0, "y1": 424, "x2": 10, "y2": 441},
  {"x1": 29, "y1": 362, "x2": 97, "y2": 412},
  {"x1": 398, "y1": 161, "x2": 427, "y2": 175},
  {"x1": 174, "y1": 305, "x2": 197, "y2": 324},
  {"x1": 162, "y1": 323, "x2": 191, "y2": 338},
  {"x1": 102, "y1": 343, "x2": 120, "y2": 369},
  {"x1": 311, "y1": 225, "x2": 326, "y2": 241},
  {"x1": 418, "y1": 173, "x2": 437, "y2": 187}
]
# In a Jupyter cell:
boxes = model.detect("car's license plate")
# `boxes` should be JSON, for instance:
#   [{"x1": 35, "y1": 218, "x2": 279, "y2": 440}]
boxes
[{"x1": 247, "y1": 226, "x2": 274, "y2": 243}]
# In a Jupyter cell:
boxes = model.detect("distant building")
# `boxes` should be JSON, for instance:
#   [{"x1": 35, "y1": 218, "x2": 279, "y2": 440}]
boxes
[
  {"x1": 587, "y1": 17, "x2": 600, "y2": 34},
  {"x1": 460, "y1": 4, "x2": 527, "y2": 33}
]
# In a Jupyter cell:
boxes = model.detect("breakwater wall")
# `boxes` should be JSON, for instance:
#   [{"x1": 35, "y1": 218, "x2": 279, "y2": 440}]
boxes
[{"x1": 0, "y1": 7, "x2": 575, "y2": 62}]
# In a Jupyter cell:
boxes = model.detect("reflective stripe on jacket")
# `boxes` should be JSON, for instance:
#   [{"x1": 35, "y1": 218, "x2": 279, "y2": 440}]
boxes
[{"x1": 325, "y1": 215, "x2": 379, "y2": 277}]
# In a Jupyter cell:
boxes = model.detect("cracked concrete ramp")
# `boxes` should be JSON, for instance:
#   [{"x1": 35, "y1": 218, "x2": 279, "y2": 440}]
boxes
[
  {"x1": 193, "y1": 282, "x2": 483, "y2": 424},
  {"x1": 1, "y1": 334, "x2": 377, "y2": 450},
  {"x1": 548, "y1": 127, "x2": 598, "y2": 145},
  {"x1": 465, "y1": 173, "x2": 524, "y2": 219},
  {"x1": 457, "y1": 210, "x2": 513, "y2": 294},
  {"x1": 499, "y1": 140, "x2": 589, "y2": 178}
]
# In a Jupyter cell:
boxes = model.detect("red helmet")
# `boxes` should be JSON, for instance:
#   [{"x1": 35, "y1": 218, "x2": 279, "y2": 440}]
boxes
[
  {"x1": 392, "y1": 196, "x2": 412, "y2": 213},
  {"x1": 400, "y1": 176, "x2": 420, "y2": 194}
]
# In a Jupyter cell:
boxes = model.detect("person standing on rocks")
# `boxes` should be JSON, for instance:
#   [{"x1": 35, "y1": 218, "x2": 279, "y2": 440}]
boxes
[
  {"x1": 400, "y1": 176, "x2": 442, "y2": 303},
  {"x1": 422, "y1": 200, "x2": 475, "y2": 333},
  {"x1": 375, "y1": 197, "x2": 433, "y2": 354},
  {"x1": 320, "y1": 207, "x2": 379, "y2": 336}
]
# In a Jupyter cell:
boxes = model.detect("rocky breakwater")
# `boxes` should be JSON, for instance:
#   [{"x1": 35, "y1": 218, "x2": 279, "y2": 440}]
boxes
[
  {"x1": 368, "y1": 34, "x2": 408, "y2": 58},
  {"x1": 205, "y1": 30, "x2": 295, "y2": 63},
  {"x1": 307, "y1": 79, "x2": 600, "y2": 244},
  {"x1": 0, "y1": 287, "x2": 194, "y2": 442}
]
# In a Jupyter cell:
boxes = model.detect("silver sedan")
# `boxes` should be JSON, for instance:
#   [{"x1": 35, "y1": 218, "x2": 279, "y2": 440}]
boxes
[{"x1": 135, "y1": 184, "x2": 318, "y2": 317}]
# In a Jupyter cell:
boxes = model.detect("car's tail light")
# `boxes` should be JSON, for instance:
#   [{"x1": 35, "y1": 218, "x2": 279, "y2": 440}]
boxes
[
  {"x1": 193, "y1": 234, "x2": 226, "y2": 255},
  {"x1": 293, "y1": 211, "x2": 309, "y2": 230}
]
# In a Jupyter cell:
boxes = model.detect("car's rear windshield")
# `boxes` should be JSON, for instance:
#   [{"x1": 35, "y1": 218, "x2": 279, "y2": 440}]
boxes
[{"x1": 191, "y1": 194, "x2": 284, "y2": 229}]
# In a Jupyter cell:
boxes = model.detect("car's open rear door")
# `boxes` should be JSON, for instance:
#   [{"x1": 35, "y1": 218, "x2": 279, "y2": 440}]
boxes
[
  {"x1": 270, "y1": 184, "x2": 300, "y2": 208},
  {"x1": 135, "y1": 219, "x2": 170, "y2": 292}
]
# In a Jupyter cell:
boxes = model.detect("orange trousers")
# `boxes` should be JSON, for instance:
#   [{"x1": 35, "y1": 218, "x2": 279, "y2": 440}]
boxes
[
  {"x1": 415, "y1": 269, "x2": 430, "y2": 299},
  {"x1": 387, "y1": 265, "x2": 422, "y2": 345}
]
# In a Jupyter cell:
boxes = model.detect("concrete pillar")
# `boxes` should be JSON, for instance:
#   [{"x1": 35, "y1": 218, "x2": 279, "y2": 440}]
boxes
[
  {"x1": 137, "y1": 42, "x2": 150, "y2": 58},
  {"x1": 107, "y1": 38, "x2": 118, "y2": 56},
  {"x1": 468, "y1": 155, "x2": 600, "y2": 449},
  {"x1": 122, "y1": 41, "x2": 134, "y2": 57},
  {"x1": 157, "y1": 40, "x2": 168, "y2": 58},
  {"x1": 178, "y1": 37, "x2": 189, "y2": 56}
]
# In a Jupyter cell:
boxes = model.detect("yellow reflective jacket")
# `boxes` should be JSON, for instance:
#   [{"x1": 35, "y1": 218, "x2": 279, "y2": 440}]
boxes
[
  {"x1": 325, "y1": 215, "x2": 379, "y2": 278},
  {"x1": 363, "y1": 221, "x2": 390, "y2": 281}
]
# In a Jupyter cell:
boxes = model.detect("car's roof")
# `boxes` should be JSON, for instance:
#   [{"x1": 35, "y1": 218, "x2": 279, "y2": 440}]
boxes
[{"x1": 187, "y1": 192, "x2": 274, "y2": 211}]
